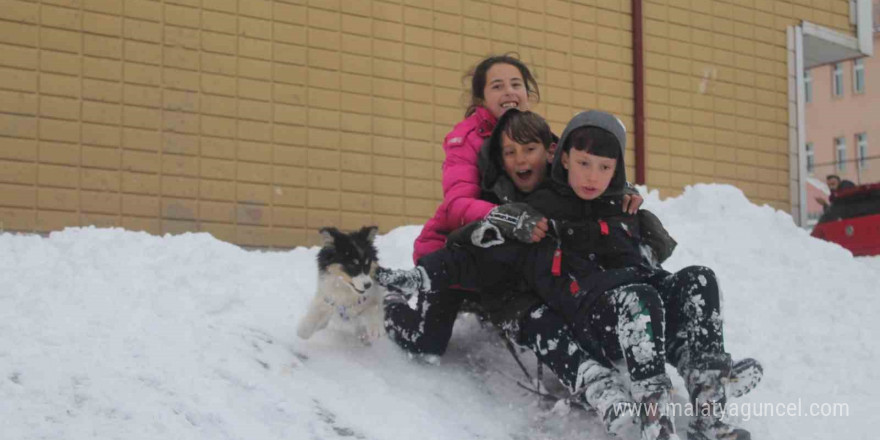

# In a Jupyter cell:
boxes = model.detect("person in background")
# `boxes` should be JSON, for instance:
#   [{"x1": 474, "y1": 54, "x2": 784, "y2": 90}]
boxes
[{"x1": 816, "y1": 174, "x2": 856, "y2": 210}]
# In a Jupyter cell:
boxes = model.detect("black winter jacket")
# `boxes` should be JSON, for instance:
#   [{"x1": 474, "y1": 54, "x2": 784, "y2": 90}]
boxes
[{"x1": 528, "y1": 110, "x2": 664, "y2": 317}]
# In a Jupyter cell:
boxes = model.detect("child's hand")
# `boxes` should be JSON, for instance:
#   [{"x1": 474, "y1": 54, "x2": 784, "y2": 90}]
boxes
[
  {"x1": 486, "y1": 203, "x2": 545, "y2": 244},
  {"x1": 622, "y1": 193, "x2": 643, "y2": 214},
  {"x1": 531, "y1": 218, "x2": 549, "y2": 242}
]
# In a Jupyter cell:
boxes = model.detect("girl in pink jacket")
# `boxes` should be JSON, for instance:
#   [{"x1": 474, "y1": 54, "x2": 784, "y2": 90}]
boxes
[{"x1": 412, "y1": 54, "x2": 542, "y2": 262}]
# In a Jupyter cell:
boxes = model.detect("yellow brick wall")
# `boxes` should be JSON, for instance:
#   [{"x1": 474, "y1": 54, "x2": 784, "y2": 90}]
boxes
[{"x1": 0, "y1": 0, "x2": 854, "y2": 247}]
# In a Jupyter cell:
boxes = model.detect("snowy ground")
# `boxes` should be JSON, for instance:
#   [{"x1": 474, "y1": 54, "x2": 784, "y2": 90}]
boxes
[{"x1": 1, "y1": 184, "x2": 877, "y2": 440}]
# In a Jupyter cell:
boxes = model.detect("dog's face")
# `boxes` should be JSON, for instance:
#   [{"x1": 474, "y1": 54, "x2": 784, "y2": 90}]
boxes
[{"x1": 317, "y1": 226, "x2": 379, "y2": 295}]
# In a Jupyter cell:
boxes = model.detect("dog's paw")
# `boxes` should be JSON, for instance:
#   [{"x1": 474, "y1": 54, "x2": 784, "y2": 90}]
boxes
[
  {"x1": 356, "y1": 321, "x2": 385, "y2": 345},
  {"x1": 297, "y1": 318, "x2": 320, "y2": 340}
]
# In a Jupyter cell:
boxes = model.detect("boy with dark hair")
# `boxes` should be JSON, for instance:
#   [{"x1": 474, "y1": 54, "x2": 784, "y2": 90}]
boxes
[{"x1": 379, "y1": 110, "x2": 759, "y2": 440}]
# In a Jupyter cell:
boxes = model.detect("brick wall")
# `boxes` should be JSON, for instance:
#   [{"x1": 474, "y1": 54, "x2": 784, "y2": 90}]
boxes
[{"x1": 0, "y1": 0, "x2": 855, "y2": 247}]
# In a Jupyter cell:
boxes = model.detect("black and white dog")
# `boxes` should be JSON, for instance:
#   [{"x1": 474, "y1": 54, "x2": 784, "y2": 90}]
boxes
[{"x1": 297, "y1": 226, "x2": 385, "y2": 344}]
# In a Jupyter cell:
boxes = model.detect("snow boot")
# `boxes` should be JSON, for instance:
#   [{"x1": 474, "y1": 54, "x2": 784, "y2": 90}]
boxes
[
  {"x1": 679, "y1": 354, "x2": 751, "y2": 440},
  {"x1": 678, "y1": 353, "x2": 730, "y2": 412},
  {"x1": 678, "y1": 353, "x2": 764, "y2": 404},
  {"x1": 632, "y1": 374, "x2": 680, "y2": 440},
  {"x1": 686, "y1": 417, "x2": 751, "y2": 440},
  {"x1": 725, "y1": 357, "x2": 762, "y2": 399},
  {"x1": 375, "y1": 266, "x2": 431, "y2": 297},
  {"x1": 383, "y1": 290, "x2": 407, "y2": 306},
  {"x1": 578, "y1": 360, "x2": 639, "y2": 438}
]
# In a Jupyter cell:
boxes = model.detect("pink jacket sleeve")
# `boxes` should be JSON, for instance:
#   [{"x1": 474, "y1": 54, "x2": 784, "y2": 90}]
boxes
[
  {"x1": 436, "y1": 135, "x2": 496, "y2": 230},
  {"x1": 411, "y1": 108, "x2": 497, "y2": 263},
  {"x1": 412, "y1": 217, "x2": 448, "y2": 263}
]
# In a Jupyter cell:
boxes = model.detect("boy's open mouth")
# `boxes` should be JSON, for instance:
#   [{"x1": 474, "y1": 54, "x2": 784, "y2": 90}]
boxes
[{"x1": 515, "y1": 169, "x2": 533, "y2": 180}]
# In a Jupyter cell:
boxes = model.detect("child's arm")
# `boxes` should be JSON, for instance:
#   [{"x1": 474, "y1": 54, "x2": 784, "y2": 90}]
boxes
[
  {"x1": 446, "y1": 203, "x2": 549, "y2": 249},
  {"x1": 622, "y1": 183, "x2": 643, "y2": 214},
  {"x1": 636, "y1": 210, "x2": 677, "y2": 264},
  {"x1": 437, "y1": 136, "x2": 497, "y2": 230},
  {"x1": 446, "y1": 219, "x2": 505, "y2": 248},
  {"x1": 412, "y1": 130, "x2": 493, "y2": 262}
]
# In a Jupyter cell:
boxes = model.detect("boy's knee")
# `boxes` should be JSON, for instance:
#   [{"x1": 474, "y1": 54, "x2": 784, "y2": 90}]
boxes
[
  {"x1": 632, "y1": 284, "x2": 663, "y2": 310},
  {"x1": 615, "y1": 284, "x2": 663, "y2": 317},
  {"x1": 680, "y1": 265, "x2": 717, "y2": 287}
]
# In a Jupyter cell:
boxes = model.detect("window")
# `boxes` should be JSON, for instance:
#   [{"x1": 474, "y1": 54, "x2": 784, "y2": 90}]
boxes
[
  {"x1": 804, "y1": 70, "x2": 813, "y2": 103},
  {"x1": 835, "y1": 137, "x2": 847, "y2": 172},
  {"x1": 806, "y1": 142, "x2": 815, "y2": 174},
  {"x1": 853, "y1": 59, "x2": 865, "y2": 94},
  {"x1": 832, "y1": 63, "x2": 844, "y2": 97},
  {"x1": 857, "y1": 133, "x2": 868, "y2": 170}
]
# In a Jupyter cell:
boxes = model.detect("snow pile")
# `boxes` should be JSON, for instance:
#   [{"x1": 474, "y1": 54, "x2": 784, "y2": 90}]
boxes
[
  {"x1": 643, "y1": 184, "x2": 878, "y2": 439},
  {"x1": 1, "y1": 184, "x2": 877, "y2": 440}
]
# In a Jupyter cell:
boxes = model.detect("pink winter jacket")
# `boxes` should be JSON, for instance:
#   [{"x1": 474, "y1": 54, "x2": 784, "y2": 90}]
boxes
[{"x1": 413, "y1": 106, "x2": 499, "y2": 263}]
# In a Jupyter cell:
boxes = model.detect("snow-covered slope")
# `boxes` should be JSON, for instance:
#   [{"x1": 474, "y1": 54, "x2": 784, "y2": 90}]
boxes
[{"x1": 1, "y1": 184, "x2": 877, "y2": 440}]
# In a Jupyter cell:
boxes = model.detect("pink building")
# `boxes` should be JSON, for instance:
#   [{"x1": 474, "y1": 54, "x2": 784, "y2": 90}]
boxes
[{"x1": 804, "y1": 10, "x2": 880, "y2": 222}]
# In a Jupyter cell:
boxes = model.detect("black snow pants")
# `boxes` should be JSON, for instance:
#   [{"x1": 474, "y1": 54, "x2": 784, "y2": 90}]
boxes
[
  {"x1": 384, "y1": 288, "x2": 606, "y2": 394},
  {"x1": 386, "y1": 241, "x2": 673, "y2": 384},
  {"x1": 383, "y1": 287, "x2": 472, "y2": 356},
  {"x1": 583, "y1": 283, "x2": 667, "y2": 381},
  {"x1": 648, "y1": 265, "x2": 727, "y2": 367}
]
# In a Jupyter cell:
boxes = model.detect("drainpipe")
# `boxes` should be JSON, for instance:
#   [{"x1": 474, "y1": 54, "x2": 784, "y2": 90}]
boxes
[
  {"x1": 856, "y1": 0, "x2": 874, "y2": 56},
  {"x1": 795, "y1": 26, "x2": 808, "y2": 227},
  {"x1": 632, "y1": 0, "x2": 646, "y2": 185}
]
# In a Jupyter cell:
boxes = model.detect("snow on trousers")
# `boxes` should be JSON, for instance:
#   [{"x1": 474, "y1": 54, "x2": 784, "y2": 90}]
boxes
[
  {"x1": 383, "y1": 289, "x2": 606, "y2": 396},
  {"x1": 506, "y1": 265, "x2": 726, "y2": 383},
  {"x1": 582, "y1": 284, "x2": 668, "y2": 382},
  {"x1": 649, "y1": 265, "x2": 726, "y2": 367},
  {"x1": 383, "y1": 241, "x2": 520, "y2": 356},
  {"x1": 512, "y1": 262, "x2": 726, "y2": 383},
  {"x1": 406, "y1": 241, "x2": 632, "y2": 361},
  {"x1": 383, "y1": 287, "x2": 470, "y2": 356},
  {"x1": 399, "y1": 243, "x2": 671, "y2": 383}
]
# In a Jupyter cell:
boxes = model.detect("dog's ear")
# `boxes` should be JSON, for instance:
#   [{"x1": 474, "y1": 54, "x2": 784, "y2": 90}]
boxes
[
  {"x1": 359, "y1": 225, "x2": 379, "y2": 242},
  {"x1": 318, "y1": 227, "x2": 340, "y2": 247}
]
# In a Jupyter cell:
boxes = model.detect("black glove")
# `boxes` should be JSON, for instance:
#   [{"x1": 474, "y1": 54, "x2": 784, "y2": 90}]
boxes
[
  {"x1": 469, "y1": 220, "x2": 506, "y2": 248},
  {"x1": 446, "y1": 219, "x2": 506, "y2": 248},
  {"x1": 485, "y1": 203, "x2": 545, "y2": 244}
]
